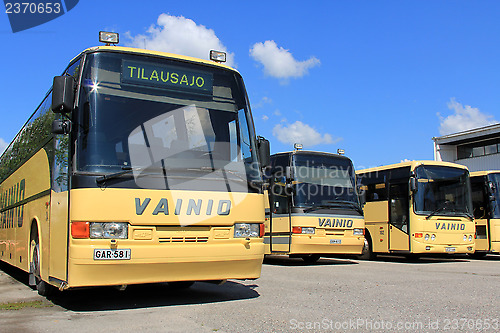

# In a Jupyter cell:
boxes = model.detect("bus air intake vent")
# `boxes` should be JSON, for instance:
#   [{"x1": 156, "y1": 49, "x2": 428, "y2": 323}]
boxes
[{"x1": 159, "y1": 236, "x2": 209, "y2": 243}]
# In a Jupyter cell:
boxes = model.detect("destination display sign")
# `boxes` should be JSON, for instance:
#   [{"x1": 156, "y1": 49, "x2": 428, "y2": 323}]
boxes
[{"x1": 121, "y1": 60, "x2": 213, "y2": 94}]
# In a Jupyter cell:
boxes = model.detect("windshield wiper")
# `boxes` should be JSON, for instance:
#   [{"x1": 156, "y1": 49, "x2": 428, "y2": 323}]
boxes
[
  {"x1": 425, "y1": 201, "x2": 452, "y2": 220},
  {"x1": 325, "y1": 200, "x2": 364, "y2": 215},
  {"x1": 95, "y1": 166, "x2": 138, "y2": 185},
  {"x1": 303, "y1": 204, "x2": 337, "y2": 213},
  {"x1": 464, "y1": 212, "x2": 474, "y2": 221},
  {"x1": 184, "y1": 167, "x2": 265, "y2": 188}
]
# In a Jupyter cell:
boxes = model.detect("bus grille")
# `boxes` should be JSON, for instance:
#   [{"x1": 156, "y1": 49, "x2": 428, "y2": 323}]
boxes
[
  {"x1": 159, "y1": 236, "x2": 209, "y2": 243},
  {"x1": 156, "y1": 226, "x2": 211, "y2": 244},
  {"x1": 326, "y1": 230, "x2": 345, "y2": 236}
]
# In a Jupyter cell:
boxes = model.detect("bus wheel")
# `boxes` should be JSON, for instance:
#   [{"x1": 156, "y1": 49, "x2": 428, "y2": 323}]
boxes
[
  {"x1": 358, "y1": 237, "x2": 375, "y2": 260},
  {"x1": 168, "y1": 281, "x2": 195, "y2": 289},
  {"x1": 301, "y1": 254, "x2": 320, "y2": 263},
  {"x1": 30, "y1": 236, "x2": 55, "y2": 297}
]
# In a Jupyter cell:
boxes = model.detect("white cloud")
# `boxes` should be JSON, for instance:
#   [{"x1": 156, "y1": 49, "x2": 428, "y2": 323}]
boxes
[
  {"x1": 253, "y1": 96, "x2": 273, "y2": 109},
  {"x1": 249, "y1": 40, "x2": 320, "y2": 82},
  {"x1": 272, "y1": 121, "x2": 341, "y2": 147},
  {"x1": 438, "y1": 98, "x2": 498, "y2": 135},
  {"x1": 262, "y1": 115, "x2": 269, "y2": 121},
  {"x1": 125, "y1": 14, "x2": 235, "y2": 67},
  {"x1": 0, "y1": 138, "x2": 8, "y2": 155}
]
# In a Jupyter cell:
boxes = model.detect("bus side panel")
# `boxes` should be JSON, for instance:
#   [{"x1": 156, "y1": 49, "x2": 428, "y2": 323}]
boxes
[
  {"x1": 474, "y1": 218, "x2": 489, "y2": 252},
  {"x1": 366, "y1": 222, "x2": 389, "y2": 253},
  {"x1": 0, "y1": 149, "x2": 51, "y2": 273},
  {"x1": 490, "y1": 218, "x2": 500, "y2": 253},
  {"x1": 49, "y1": 190, "x2": 68, "y2": 281},
  {"x1": 363, "y1": 201, "x2": 389, "y2": 253},
  {"x1": 266, "y1": 215, "x2": 290, "y2": 253}
]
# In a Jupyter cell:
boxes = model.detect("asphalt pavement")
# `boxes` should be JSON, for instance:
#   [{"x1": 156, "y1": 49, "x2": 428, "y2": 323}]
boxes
[{"x1": 1, "y1": 255, "x2": 499, "y2": 332}]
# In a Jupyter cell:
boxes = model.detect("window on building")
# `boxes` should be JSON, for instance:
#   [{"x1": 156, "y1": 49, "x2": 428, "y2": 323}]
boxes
[{"x1": 456, "y1": 138, "x2": 500, "y2": 160}]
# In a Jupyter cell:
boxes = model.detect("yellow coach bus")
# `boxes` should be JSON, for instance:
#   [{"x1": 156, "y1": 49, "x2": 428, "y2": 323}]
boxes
[
  {"x1": 470, "y1": 170, "x2": 500, "y2": 257},
  {"x1": 357, "y1": 161, "x2": 475, "y2": 259},
  {"x1": 0, "y1": 32, "x2": 270, "y2": 295},
  {"x1": 265, "y1": 148, "x2": 365, "y2": 263}
]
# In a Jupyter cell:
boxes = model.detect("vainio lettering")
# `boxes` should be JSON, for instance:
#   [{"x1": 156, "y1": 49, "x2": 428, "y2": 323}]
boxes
[
  {"x1": 318, "y1": 218, "x2": 353, "y2": 228},
  {"x1": 135, "y1": 198, "x2": 231, "y2": 216}
]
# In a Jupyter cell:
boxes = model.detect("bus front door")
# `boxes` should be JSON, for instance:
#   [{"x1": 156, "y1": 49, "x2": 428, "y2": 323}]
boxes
[
  {"x1": 269, "y1": 180, "x2": 291, "y2": 253},
  {"x1": 389, "y1": 182, "x2": 410, "y2": 251}
]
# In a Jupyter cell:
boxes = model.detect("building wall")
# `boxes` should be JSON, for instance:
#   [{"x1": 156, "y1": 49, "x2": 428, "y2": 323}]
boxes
[
  {"x1": 452, "y1": 154, "x2": 500, "y2": 172},
  {"x1": 434, "y1": 143, "x2": 457, "y2": 162}
]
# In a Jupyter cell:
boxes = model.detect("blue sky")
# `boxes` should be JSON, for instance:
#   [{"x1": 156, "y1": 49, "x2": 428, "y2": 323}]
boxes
[{"x1": 1, "y1": 1, "x2": 499, "y2": 169}]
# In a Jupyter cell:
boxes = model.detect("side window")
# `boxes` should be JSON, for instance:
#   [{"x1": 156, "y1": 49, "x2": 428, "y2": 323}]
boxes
[
  {"x1": 271, "y1": 176, "x2": 289, "y2": 214},
  {"x1": 0, "y1": 92, "x2": 55, "y2": 182},
  {"x1": 65, "y1": 58, "x2": 81, "y2": 80},
  {"x1": 269, "y1": 154, "x2": 290, "y2": 214},
  {"x1": 389, "y1": 182, "x2": 409, "y2": 233},
  {"x1": 359, "y1": 171, "x2": 388, "y2": 202},
  {"x1": 471, "y1": 177, "x2": 488, "y2": 219}
]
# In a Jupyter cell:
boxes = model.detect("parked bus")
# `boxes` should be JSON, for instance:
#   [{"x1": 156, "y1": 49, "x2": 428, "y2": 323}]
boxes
[
  {"x1": 357, "y1": 161, "x2": 475, "y2": 259},
  {"x1": 469, "y1": 170, "x2": 500, "y2": 257},
  {"x1": 265, "y1": 149, "x2": 365, "y2": 262},
  {"x1": 0, "y1": 32, "x2": 270, "y2": 295}
]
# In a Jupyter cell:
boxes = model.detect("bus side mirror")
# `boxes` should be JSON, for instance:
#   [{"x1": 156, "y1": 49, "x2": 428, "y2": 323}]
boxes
[
  {"x1": 488, "y1": 181, "x2": 496, "y2": 194},
  {"x1": 286, "y1": 166, "x2": 293, "y2": 180},
  {"x1": 410, "y1": 177, "x2": 417, "y2": 193},
  {"x1": 52, "y1": 76, "x2": 75, "y2": 113},
  {"x1": 257, "y1": 136, "x2": 270, "y2": 169},
  {"x1": 52, "y1": 119, "x2": 72, "y2": 135},
  {"x1": 357, "y1": 185, "x2": 366, "y2": 205}
]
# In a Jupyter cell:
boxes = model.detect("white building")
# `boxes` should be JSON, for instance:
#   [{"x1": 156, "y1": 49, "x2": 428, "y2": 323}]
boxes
[{"x1": 433, "y1": 123, "x2": 500, "y2": 172}]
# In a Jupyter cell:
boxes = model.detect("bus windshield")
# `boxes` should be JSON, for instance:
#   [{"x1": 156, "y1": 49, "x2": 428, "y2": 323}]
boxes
[
  {"x1": 414, "y1": 165, "x2": 472, "y2": 218},
  {"x1": 487, "y1": 173, "x2": 500, "y2": 218},
  {"x1": 75, "y1": 52, "x2": 260, "y2": 192},
  {"x1": 292, "y1": 154, "x2": 360, "y2": 212}
]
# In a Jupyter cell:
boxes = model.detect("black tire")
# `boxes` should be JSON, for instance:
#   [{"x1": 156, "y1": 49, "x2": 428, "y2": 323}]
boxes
[
  {"x1": 358, "y1": 236, "x2": 376, "y2": 260},
  {"x1": 168, "y1": 281, "x2": 195, "y2": 289},
  {"x1": 301, "y1": 254, "x2": 321, "y2": 263},
  {"x1": 469, "y1": 252, "x2": 487, "y2": 259},
  {"x1": 31, "y1": 234, "x2": 55, "y2": 297},
  {"x1": 405, "y1": 254, "x2": 421, "y2": 261}
]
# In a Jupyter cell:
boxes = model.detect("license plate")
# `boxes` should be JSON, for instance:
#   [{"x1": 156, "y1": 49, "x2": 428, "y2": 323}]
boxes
[
  {"x1": 330, "y1": 239, "x2": 342, "y2": 244},
  {"x1": 93, "y1": 249, "x2": 131, "y2": 260},
  {"x1": 445, "y1": 247, "x2": 456, "y2": 253}
]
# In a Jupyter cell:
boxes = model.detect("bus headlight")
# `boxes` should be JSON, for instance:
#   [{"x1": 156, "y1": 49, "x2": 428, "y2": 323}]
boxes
[
  {"x1": 234, "y1": 223, "x2": 262, "y2": 238},
  {"x1": 469, "y1": 235, "x2": 473, "y2": 242},
  {"x1": 431, "y1": 234, "x2": 436, "y2": 241},
  {"x1": 301, "y1": 227, "x2": 315, "y2": 234},
  {"x1": 90, "y1": 222, "x2": 128, "y2": 239},
  {"x1": 353, "y1": 229, "x2": 364, "y2": 236},
  {"x1": 292, "y1": 227, "x2": 315, "y2": 234},
  {"x1": 463, "y1": 235, "x2": 467, "y2": 241},
  {"x1": 425, "y1": 234, "x2": 430, "y2": 241}
]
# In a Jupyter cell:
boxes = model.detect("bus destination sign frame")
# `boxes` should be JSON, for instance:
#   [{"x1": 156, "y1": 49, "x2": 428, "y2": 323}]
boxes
[{"x1": 121, "y1": 60, "x2": 214, "y2": 94}]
